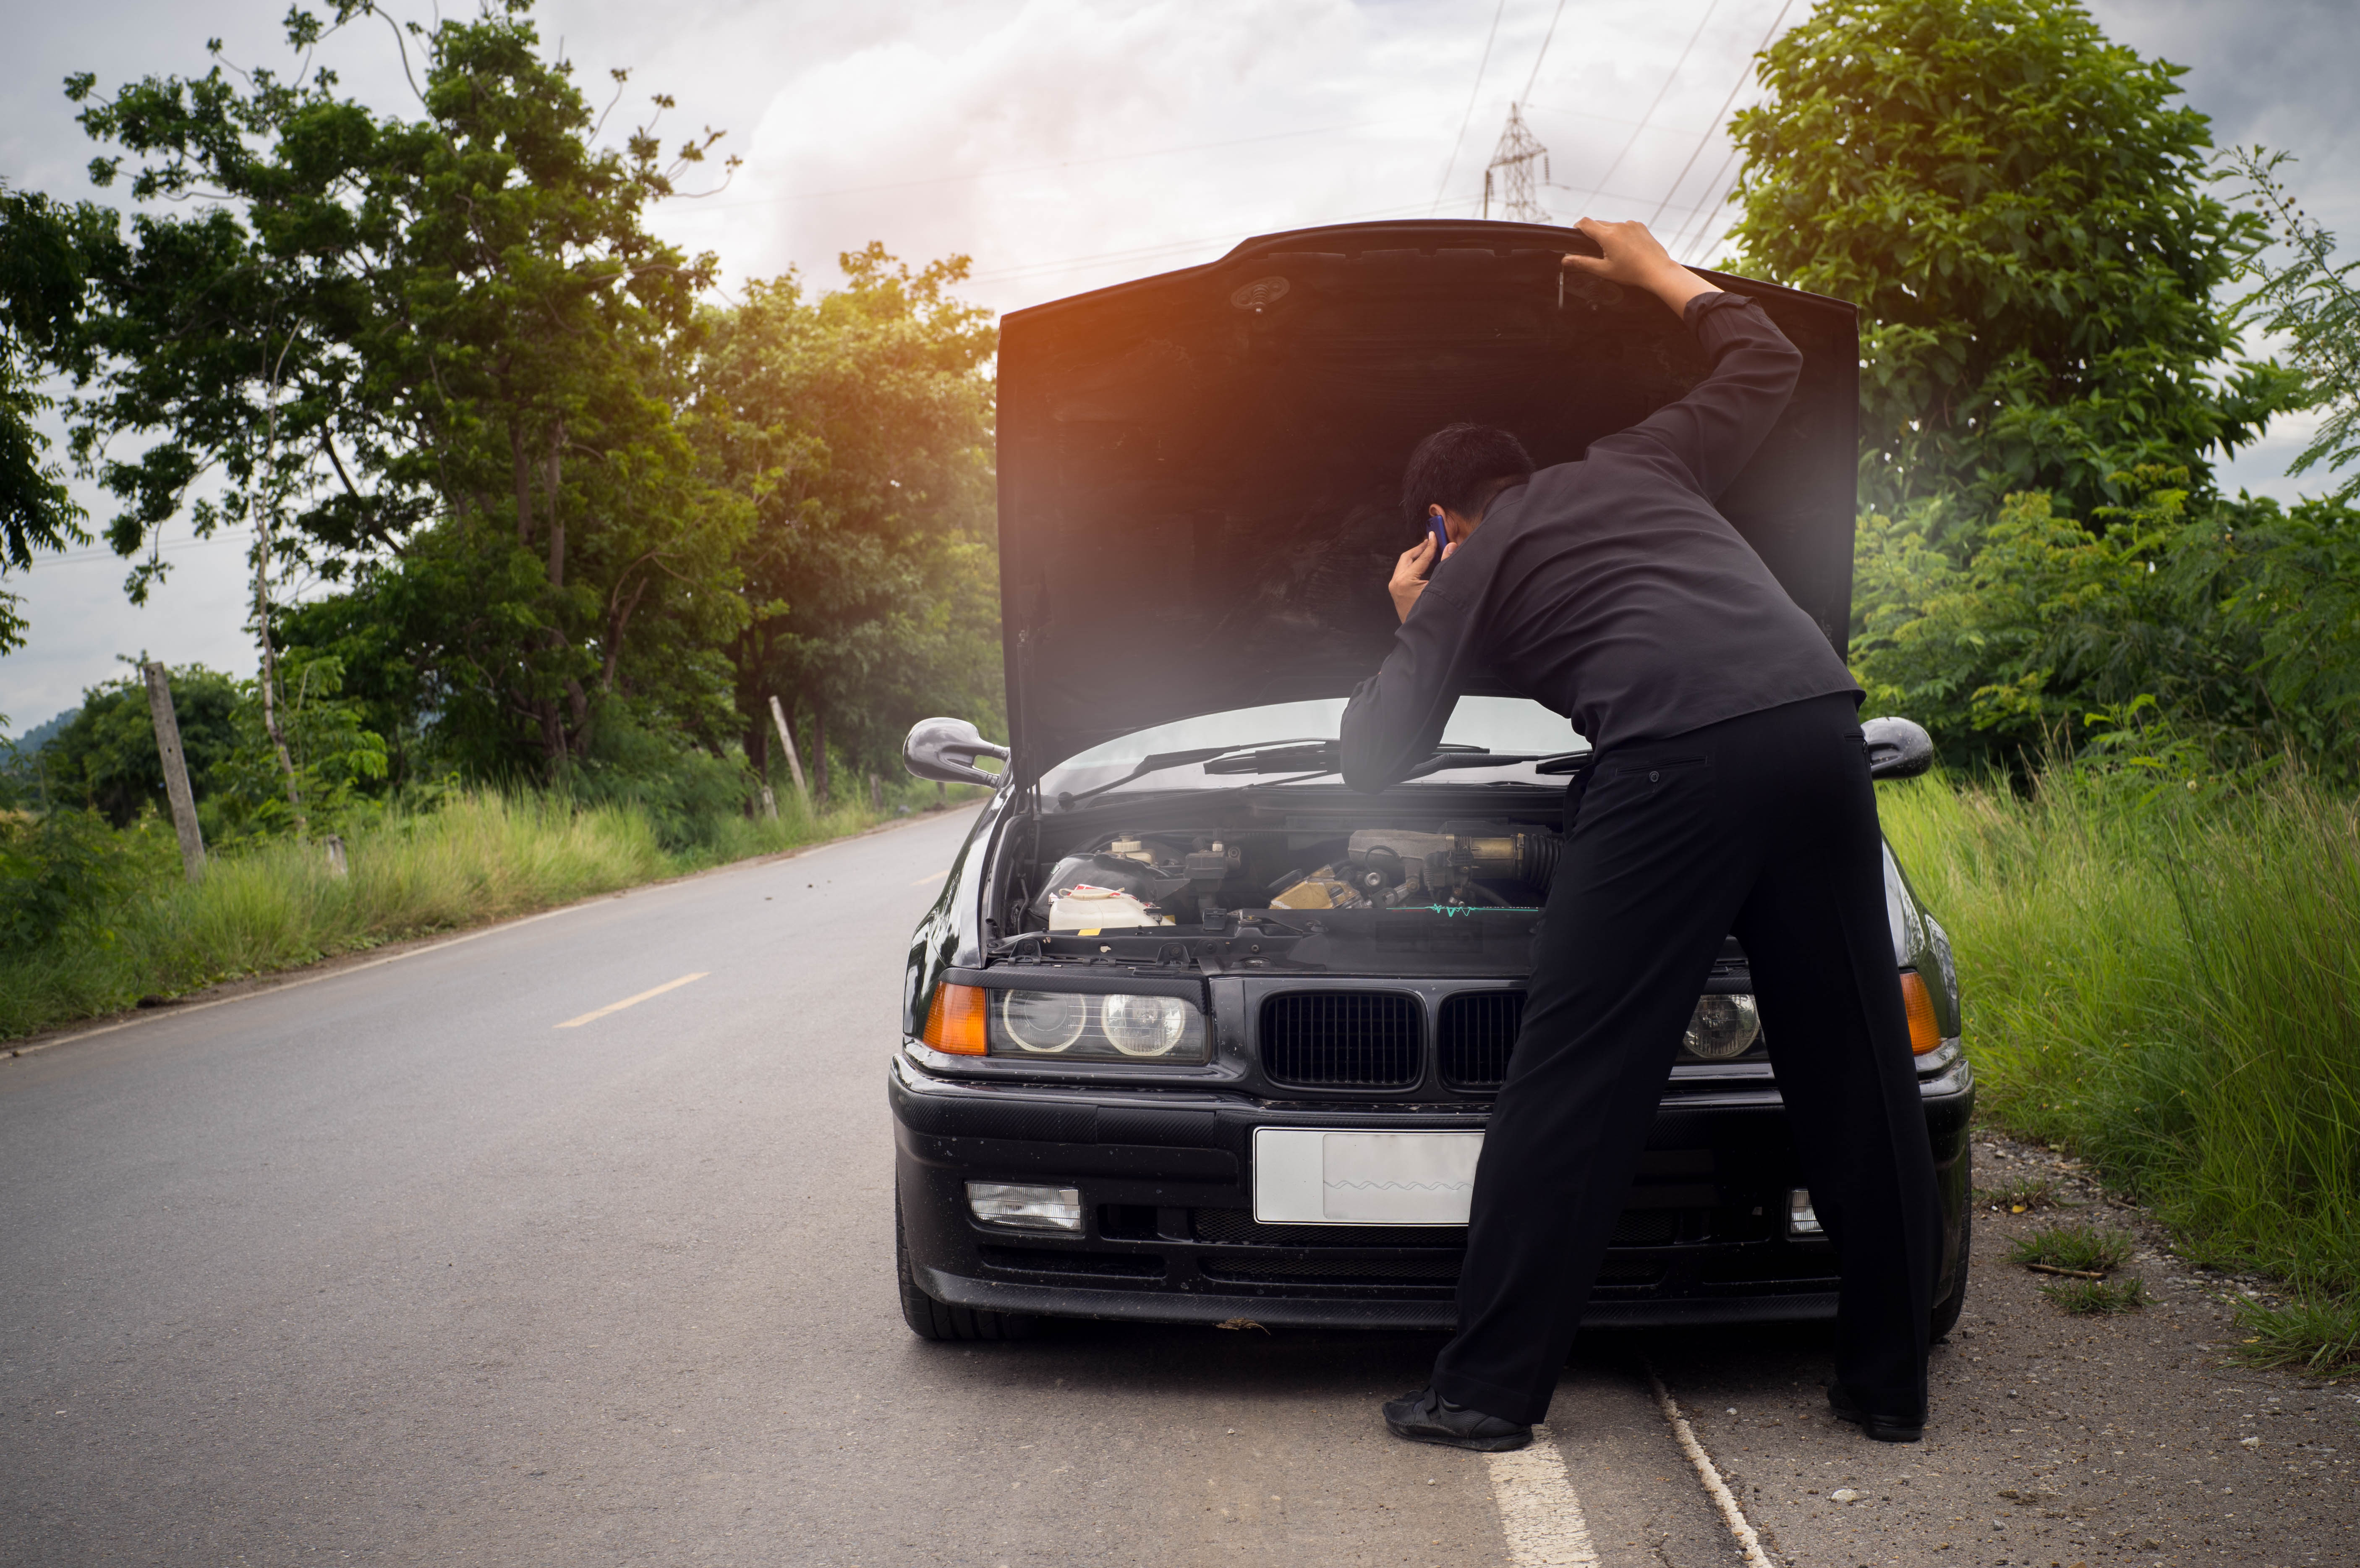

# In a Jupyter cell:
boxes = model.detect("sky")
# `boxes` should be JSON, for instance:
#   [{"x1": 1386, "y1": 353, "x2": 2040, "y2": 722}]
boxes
[{"x1": 5, "y1": 0, "x2": 2357, "y2": 733}]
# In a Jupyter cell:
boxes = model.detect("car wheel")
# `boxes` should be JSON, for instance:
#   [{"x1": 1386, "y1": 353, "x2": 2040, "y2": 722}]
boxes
[
  {"x1": 896, "y1": 1191, "x2": 1038, "y2": 1342},
  {"x1": 1929, "y1": 1198, "x2": 1971, "y2": 1343}
]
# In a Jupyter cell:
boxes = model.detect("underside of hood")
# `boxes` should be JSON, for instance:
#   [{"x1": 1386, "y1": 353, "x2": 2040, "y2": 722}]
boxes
[{"x1": 996, "y1": 219, "x2": 1859, "y2": 777}]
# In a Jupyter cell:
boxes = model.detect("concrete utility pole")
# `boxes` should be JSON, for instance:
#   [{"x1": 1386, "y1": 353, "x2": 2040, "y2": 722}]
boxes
[
  {"x1": 140, "y1": 661, "x2": 206, "y2": 882},
  {"x1": 766, "y1": 695, "x2": 810, "y2": 811},
  {"x1": 1482, "y1": 104, "x2": 1552, "y2": 222}
]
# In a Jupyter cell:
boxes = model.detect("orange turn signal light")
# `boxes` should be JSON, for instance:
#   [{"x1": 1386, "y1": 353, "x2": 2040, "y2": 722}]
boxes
[
  {"x1": 1899, "y1": 970, "x2": 1942, "y2": 1055},
  {"x1": 923, "y1": 982, "x2": 989, "y2": 1056}
]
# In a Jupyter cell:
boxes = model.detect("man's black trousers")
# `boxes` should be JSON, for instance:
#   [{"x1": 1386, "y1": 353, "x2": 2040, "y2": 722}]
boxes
[{"x1": 1430, "y1": 692, "x2": 1942, "y2": 1426}]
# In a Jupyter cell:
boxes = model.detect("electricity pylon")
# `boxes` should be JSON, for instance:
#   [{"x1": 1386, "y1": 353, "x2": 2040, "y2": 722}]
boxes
[{"x1": 1482, "y1": 104, "x2": 1551, "y2": 222}]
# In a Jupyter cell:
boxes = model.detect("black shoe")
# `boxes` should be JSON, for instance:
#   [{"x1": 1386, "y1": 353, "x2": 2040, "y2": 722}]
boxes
[
  {"x1": 1826, "y1": 1381, "x2": 1924, "y2": 1443},
  {"x1": 1382, "y1": 1387, "x2": 1534, "y2": 1452}
]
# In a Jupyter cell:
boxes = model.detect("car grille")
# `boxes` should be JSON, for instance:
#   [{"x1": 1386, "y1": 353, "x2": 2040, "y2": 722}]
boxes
[
  {"x1": 1190, "y1": 1207, "x2": 1681, "y2": 1249},
  {"x1": 1439, "y1": 990, "x2": 1524, "y2": 1089},
  {"x1": 1260, "y1": 993, "x2": 1422, "y2": 1088},
  {"x1": 1200, "y1": 1256, "x2": 1461, "y2": 1285},
  {"x1": 1197, "y1": 1254, "x2": 1667, "y2": 1288},
  {"x1": 977, "y1": 1246, "x2": 1164, "y2": 1280}
]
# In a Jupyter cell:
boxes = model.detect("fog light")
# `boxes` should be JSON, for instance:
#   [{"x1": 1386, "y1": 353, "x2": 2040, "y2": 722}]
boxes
[
  {"x1": 1684, "y1": 993, "x2": 1762, "y2": 1059},
  {"x1": 966, "y1": 1181, "x2": 1082, "y2": 1232},
  {"x1": 1788, "y1": 1188, "x2": 1824, "y2": 1237}
]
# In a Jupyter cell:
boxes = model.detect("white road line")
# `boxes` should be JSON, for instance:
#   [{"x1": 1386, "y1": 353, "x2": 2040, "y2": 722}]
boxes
[
  {"x1": 1485, "y1": 1423, "x2": 1601, "y2": 1567},
  {"x1": 555, "y1": 972, "x2": 710, "y2": 1029},
  {"x1": 1646, "y1": 1364, "x2": 1776, "y2": 1568}
]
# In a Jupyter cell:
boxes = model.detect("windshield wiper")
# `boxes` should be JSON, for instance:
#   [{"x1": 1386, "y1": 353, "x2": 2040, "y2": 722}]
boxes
[
  {"x1": 1207, "y1": 742, "x2": 1550, "y2": 784},
  {"x1": 1060, "y1": 737, "x2": 1337, "y2": 803},
  {"x1": 1064, "y1": 740, "x2": 1586, "y2": 804}
]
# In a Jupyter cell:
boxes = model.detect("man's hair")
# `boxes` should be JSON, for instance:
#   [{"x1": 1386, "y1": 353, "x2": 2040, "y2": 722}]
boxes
[{"x1": 1399, "y1": 423, "x2": 1534, "y2": 529}]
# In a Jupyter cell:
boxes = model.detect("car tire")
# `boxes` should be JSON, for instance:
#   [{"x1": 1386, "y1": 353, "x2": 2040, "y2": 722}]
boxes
[
  {"x1": 1929, "y1": 1197, "x2": 1971, "y2": 1343},
  {"x1": 896, "y1": 1192, "x2": 1038, "y2": 1343}
]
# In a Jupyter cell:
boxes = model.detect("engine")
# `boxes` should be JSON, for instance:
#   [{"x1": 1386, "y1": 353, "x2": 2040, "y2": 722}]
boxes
[{"x1": 1021, "y1": 822, "x2": 1561, "y2": 933}]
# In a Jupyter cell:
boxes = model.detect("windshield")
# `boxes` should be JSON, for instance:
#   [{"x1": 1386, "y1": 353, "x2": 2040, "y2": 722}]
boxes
[{"x1": 1038, "y1": 697, "x2": 1586, "y2": 802}]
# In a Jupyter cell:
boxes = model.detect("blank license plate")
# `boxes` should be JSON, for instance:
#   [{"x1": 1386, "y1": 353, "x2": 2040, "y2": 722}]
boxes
[{"x1": 1252, "y1": 1129, "x2": 1484, "y2": 1225}]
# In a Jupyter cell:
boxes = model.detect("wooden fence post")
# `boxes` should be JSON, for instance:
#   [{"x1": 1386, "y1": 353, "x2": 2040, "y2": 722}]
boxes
[
  {"x1": 766, "y1": 695, "x2": 810, "y2": 810},
  {"x1": 140, "y1": 661, "x2": 206, "y2": 883}
]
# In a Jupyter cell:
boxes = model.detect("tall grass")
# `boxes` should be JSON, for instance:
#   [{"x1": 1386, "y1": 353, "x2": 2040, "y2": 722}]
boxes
[
  {"x1": 1880, "y1": 767, "x2": 2360, "y2": 1346},
  {"x1": 0, "y1": 783, "x2": 969, "y2": 1040}
]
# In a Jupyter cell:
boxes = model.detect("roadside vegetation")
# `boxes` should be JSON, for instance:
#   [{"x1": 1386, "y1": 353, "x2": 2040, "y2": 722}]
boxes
[
  {"x1": 0, "y1": 780, "x2": 975, "y2": 1042},
  {"x1": 1882, "y1": 767, "x2": 2360, "y2": 1363}
]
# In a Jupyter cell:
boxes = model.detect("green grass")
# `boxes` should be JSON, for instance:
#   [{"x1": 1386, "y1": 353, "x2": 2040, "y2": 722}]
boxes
[
  {"x1": 2233, "y1": 1293, "x2": 2360, "y2": 1376},
  {"x1": 0, "y1": 783, "x2": 972, "y2": 1041},
  {"x1": 1880, "y1": 765, "x2": 2360, "y2": 1360},
  {"x1": 1976, "y1": 1173, "x2": 2065, "y2": 1212},
  {"x1": 2011, "y1": 1223, "x2": 2136, "y2": 1275}
]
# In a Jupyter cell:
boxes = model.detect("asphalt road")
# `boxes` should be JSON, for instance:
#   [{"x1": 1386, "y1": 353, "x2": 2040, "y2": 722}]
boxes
[{"x1": 4, "y1": 805, "x2": 2354, "y2": 1567}]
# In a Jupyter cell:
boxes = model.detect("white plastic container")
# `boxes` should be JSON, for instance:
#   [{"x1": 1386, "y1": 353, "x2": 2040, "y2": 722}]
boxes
[{"x1": 1048, "y1": 886, "x2": 1170, "y2": 932}]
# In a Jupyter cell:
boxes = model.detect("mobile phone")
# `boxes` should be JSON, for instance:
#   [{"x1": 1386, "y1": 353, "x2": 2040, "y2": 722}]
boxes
[{"x1": 1426, "y1": 514, "x2": 1450, "y2": 564}]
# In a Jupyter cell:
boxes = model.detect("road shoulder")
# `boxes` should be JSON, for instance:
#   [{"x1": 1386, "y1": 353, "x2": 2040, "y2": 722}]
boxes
[{"x1": 1659, "y1": 1133, "x2": 2359, "y2": 1566}]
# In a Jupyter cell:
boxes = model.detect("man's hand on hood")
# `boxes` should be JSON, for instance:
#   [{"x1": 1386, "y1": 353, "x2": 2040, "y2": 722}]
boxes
[{"x1": 1563, "y1": 217, "x2": 1724, "y2": 318}]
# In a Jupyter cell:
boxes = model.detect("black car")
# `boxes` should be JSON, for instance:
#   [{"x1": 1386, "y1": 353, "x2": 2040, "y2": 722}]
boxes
[{"x1": 890, "y1": 218, "x2": 1972, "y2": 1343}]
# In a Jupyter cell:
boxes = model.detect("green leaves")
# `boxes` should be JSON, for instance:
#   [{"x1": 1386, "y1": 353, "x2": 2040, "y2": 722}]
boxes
[
  {"x1": 1728, "y1": 0, "x2": 2298, "y2": 515},
  {"x1": 61, "y1": 1, "x2": 747, "y2": 775},
  {"x1": 2226, "y1": 146, "x2": 2360, "y2": 507},
  {"x1": 694, "y1": 246, "x2": 1001, "y2": 779}
]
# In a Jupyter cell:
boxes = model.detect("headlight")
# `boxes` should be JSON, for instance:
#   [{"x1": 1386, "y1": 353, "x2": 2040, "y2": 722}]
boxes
[
  {"x1": 988, "y1": 989, "x2": 1209, "y2": 1064},
  {"x1": 1683, "y1": 993, "x2": 1761, "y2": 1060},
  {"x1": 999, "y1": 990, "x2": 1087, "y2": 1053},
  {"x1": 1101, "y1": 992, "x2": 1193, "y2": 1056}
]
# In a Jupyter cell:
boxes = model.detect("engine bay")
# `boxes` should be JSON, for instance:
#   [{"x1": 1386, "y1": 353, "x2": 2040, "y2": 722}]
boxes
[{"x1": 991, "y1": 813, "x2": 1567, "y2": 977}]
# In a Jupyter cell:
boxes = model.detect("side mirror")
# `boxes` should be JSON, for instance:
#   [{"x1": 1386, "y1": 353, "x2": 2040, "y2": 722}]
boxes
[
  {"x1": 903, "y1": 716, "x2": 1009, "y2": 788},
  {"x1": 1863, "y1": 716, "x2": 1935, "y2": 781}
]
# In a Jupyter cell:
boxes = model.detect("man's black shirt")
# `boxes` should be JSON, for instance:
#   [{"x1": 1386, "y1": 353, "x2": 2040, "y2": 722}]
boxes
[{"x1": 1340, "y1": 290, "x2": 1861, "y2": 790}]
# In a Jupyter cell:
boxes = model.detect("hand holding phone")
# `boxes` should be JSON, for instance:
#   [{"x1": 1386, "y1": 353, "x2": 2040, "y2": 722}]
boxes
[{"x1": 1426, "y1": 513, "x2": 1450, "y2": 564}]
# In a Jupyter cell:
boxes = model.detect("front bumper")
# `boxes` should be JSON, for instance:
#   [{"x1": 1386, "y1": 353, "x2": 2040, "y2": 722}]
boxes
[{"x1": 891, "y1": 1051, "x2": 1976, "y2": 1330}]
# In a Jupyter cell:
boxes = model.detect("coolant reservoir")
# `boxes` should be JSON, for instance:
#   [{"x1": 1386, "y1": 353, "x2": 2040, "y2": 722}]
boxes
[{"x1": 1048, "y1": 886, "x2": 1171, "y2": 932}]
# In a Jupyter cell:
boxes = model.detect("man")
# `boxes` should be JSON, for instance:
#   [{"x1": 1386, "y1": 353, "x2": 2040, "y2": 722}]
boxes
[{"x1": 1340, "y1": 217, "x2": 1941, "y2": 1453}]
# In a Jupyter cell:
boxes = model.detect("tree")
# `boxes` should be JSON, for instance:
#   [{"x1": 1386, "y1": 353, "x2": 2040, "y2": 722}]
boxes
[
  {"x1": 1726, "y1": 0, "x2": 2301, "y2": 518},
  {"x1": 0, "y1": 183, "x2": 102, "y2": 657},
  {"x1": 63, "y1": 0, "x2": 746, "y2": 780},
  {"x1": 2227, "y1": 146, "x2": 2360, "y2": 507},
  {"x1": 693, "y1": 247, "x2": 1001, "y2": 798},
  {"x1": 37, "y1": 664, "x2": 244, "y2": 826}
]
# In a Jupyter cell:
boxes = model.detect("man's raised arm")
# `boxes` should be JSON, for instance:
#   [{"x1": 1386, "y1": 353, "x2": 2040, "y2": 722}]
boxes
[{"x1": 1563, "y1": 217, "x2": 1803, "y2": 501}]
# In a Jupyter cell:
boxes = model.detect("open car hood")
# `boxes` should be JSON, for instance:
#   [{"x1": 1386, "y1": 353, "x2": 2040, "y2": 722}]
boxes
[{"x1": 997, "y1": 219, "x2": 1858, "y2": 778}]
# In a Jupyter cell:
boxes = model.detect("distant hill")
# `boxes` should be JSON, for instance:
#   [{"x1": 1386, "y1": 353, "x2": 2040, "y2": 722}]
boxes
[{"x1": 2, "y1": 707, "x2": 80, "y2": 758}]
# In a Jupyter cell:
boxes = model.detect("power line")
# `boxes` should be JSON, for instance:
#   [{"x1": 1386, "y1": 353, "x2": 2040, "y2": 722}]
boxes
[
  {"x1": 1644, "y1": 0, "x2": 1795, "y2": 227},
  {"x1": 1670, "y1": 135, "x2": 1750, "y2": 260},
  {"x1": 33, "y1": 531, "x2": 250, "y2": 569},
  {"x1": 1554, "y1": 0, "x2": 1724, "y2": 217},
  {"x1": 1431, "y1": 0, "x2": 1510, "y2": 216},
  {"x1": 1518, "y1": 0, "x2": 1572, "y2": 103}
]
